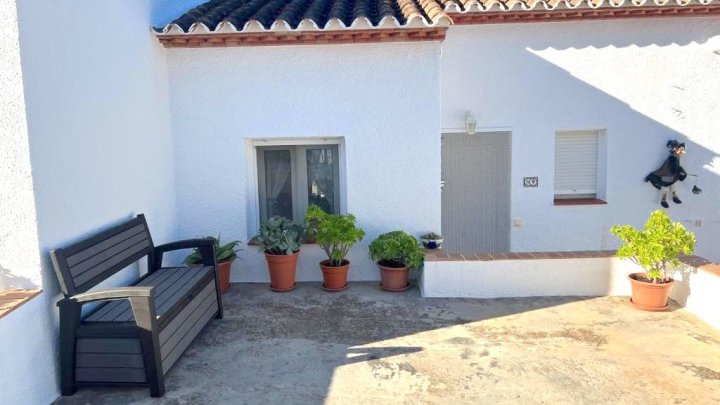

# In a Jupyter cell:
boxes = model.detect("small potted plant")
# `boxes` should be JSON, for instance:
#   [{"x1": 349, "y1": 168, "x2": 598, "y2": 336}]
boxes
[
  {"x1": 420, "y1": 232, "x2": 443, "y2": 249},
  {"x1": 256, "y1": 216, "x2": 304, "y2": 292},
  {"x1": 183, "y1": 235, "x2": 241, "y2": 294},
  {"x1": 369, "y1": 231, "x2": 424, "y2": 292},
  {"x1": 304, "y1": 205, "x2": 365, "y2": 292},
  {"x1": 611, "y1": 210, "x2": 696, "y2": 311}
]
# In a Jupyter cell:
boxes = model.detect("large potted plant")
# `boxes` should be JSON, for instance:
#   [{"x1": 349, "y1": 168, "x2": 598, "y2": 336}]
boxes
[
  {"x1": 256, "y1": 216, "x2": 304, "y2": 292},
  {"x1": 369, "y1": 231, "x2": 424, "y2": 292},
  {"x1": 183, "y1": 235, "x2": 241, "y2": 294},
  {"x1": 304, "y1": 205, "x2": 365, "y2": 292},
  {"x1": 611, "y1": 210, "x2": 696, "y2": 311}
]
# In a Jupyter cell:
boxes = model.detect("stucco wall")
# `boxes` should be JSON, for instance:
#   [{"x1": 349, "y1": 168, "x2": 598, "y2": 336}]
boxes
[
  {"x1": 2, "y1": 1, "x2": 177, "y2": 403},
  {"x1": 0, "y1": 0, "x2": 40, "y2": 290},
  {"x1": 441, "y1": 18, "x2": 720, "y2": 261},
  {"x1": 167, "y1": 42, "x2": 442, "y2": 282}
]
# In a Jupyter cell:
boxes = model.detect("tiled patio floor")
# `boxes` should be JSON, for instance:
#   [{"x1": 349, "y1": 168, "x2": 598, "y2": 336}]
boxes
[{"x1": 54, "y1": 282, "x2": 720, "y2": 404}]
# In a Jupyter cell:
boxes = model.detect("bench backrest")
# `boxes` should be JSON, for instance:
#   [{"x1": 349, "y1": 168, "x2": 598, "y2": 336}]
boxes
[{"x1": 51, "y1": 215, "x2": 154, "y2": 297}]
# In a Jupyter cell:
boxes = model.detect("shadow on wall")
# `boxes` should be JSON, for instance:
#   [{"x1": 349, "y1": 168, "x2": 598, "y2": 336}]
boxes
[
  {"x1": 443, "y1": 20, "x2": 720, "y2": 258},
  {"x1": 0, "y1": 264, "x2": 39, "y2": 289}
]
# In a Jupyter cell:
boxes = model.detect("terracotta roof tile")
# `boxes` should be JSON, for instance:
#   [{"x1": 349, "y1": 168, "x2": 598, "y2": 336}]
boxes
[
  {"x1": 162, "y1": 0, "x2": 451, "y2": 32},
  {"x1": 156, "y1": 0, "x2": 720, "y2": 36}
]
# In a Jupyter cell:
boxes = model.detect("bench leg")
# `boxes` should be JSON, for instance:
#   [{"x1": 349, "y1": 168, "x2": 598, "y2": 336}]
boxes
[
  {"x1": 58, "y1": 300, "x2": 81, "y2": 396},
  {"x1": 213, "y1": 273, "x2": 224, "y2": 320},
  {"x1": 130, "y1": 296, "x2": 165, "y2": 397}
]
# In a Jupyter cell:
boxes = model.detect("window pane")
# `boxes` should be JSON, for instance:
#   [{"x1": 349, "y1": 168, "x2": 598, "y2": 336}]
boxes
[
  {"x1": 264, "y1": 150, "x2": 293, "y2": 220},
  {"x1": 306, "y1": 148, "x2": 336, "y2": 214}
]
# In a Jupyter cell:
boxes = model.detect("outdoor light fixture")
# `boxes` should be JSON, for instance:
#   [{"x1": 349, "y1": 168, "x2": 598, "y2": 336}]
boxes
[{"x1": 465, "y1": 110, "x2": 477, "y2": 135}]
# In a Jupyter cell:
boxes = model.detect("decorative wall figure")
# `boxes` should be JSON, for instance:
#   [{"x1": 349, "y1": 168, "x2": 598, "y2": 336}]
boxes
[{"x1": 645, "y1": 140, "x2": 687, "y2": 208}]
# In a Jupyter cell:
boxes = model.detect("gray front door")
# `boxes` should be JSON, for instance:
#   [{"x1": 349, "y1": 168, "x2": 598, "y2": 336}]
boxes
[{"x1": 441, "y1": 132, "x2": 511, "y2": 253}]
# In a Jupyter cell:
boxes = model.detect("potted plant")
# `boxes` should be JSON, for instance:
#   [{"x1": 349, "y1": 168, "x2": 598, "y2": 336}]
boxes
[
  {"x1": 420, "y1": 232, "x2": 443, "y2": 249},
  {"x1": 256, "y1": 216, "x2": 305, "y2": 292},
  {"x1": 304, "y1": 205, "x2": 365, "y2": 292},
  {"x1": 183, "y1": 235, "x2": 241, "y2": 294},
  {"x1": 611, "y1": 210, "x2": 696, "y2": 311},
  {"x1": 369, "y1": 231, "x2": 424, "y2": 292}
]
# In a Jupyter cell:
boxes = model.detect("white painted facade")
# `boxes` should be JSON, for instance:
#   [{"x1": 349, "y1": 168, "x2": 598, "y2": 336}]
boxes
[
  {"x1": 441, "y1": 19, "x2": 720, "y2": 260},
  {"x1": 1, "y1": 2, "x2": 719, "y2": 402},
  {"x1": 166, "y1": 43, "x2": 442, "y2": 282},
  {"x1": 2, "y1": 1, "x2": 177, "y2": 403}
]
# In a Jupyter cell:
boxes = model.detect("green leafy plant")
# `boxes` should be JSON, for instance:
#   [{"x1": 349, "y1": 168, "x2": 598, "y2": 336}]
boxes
[
  {"x1": 611, "y1": 210, "x2": 696, "y2": 283},
  {"x1": 256, "y1": 216, "x2": 305, "y2": 255},
  {"x1": 304, "y1": 205, "x2": 365, "y2": 267},
  {"x1": 369, "y1": 231, "x2": 424, "y2": 271},
  {"x1": 183, "y1": 235, "x2": 242, "y2": 265}
]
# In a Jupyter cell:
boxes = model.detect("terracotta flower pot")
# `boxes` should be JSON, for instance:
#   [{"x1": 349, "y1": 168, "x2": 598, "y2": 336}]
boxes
[
  {"x1": 377, "y1": 263, "x2": 410, "y2": 292},
  {"x1": 628, "y1": 272, "x2": 674, "y2": 311},
  {"x1": 265, "y1": 251, "x2": 299, "y2": 292},
  {"x1": 216, "y1": 260, "x2": 233, "y2": 294},
  {"x1": 320, "y1": 259, "x2": 350, "y2": 291}
]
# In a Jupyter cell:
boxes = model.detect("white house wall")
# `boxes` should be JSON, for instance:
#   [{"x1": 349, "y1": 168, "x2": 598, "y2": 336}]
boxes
[
  {"x1": 3, "y1": 1, "x2": 178, "y2": 403},
  {"x1": 0, "y1": 0, "x2": 41, "y2": 290},
  {"x1": 441, "y1": 18, "x2": 720, "y2": 261},
  {"x1": 167, "y1": 42, "x2": 442, "y2": 282}
]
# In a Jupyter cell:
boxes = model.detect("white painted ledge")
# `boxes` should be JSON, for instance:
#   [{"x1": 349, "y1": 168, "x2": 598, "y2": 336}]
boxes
[{"x1": 420, "y1": 254, "x2": 720, "y2": 329}]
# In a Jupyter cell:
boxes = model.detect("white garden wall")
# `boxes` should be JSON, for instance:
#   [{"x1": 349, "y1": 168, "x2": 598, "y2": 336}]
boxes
[
  {"x1": 167, "y1": 42, "x2": 442, "y2": 282},
  {"x1": 1, "y1": 1, "x2": 178, "y2": 403},
  {"x1": 441, "y1": 18, "x2": 720, "y2": 261},
  {"x1": 420, "y1": 253, "x2": 720, "y2": 329},
  {"x1": 421, "y1": 256, "x2": 634, "y2": 298}
]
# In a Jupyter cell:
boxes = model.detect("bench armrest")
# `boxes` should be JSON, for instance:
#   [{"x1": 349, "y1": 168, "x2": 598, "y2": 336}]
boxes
[
  {"x1": 152, "y1": 238, "x2": 217, "y2": 269},
  {"x1": 62, "y1": 286, "x2": 158, "y2": 330},
  {"x1": 70, "y1": 286, "x2": 155, "y2": 304}
]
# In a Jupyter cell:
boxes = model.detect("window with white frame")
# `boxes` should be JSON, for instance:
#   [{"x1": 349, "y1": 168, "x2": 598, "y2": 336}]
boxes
[
  {"x1": 257, "y1": 145, "x2": 340, "y2": 223},
  {"x1": 554, "y1": 130, "x2": 604, "y2": 200}
]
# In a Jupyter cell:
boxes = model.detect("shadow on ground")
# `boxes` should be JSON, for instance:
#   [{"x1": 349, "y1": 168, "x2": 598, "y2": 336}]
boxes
[{"x1": 54, "y1": 282, "x2": 720, "y2": 405}]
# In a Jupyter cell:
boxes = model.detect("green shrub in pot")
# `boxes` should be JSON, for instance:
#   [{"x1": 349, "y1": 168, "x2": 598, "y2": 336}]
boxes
[
  {"x1": 255, "y1": 216, "x2": 305, "y2": 255},
  {"x1": 305, "y1": 205, "x2": 365, "y2": 291},
  {"x1": 256, "y1": 216, "x2": 305, "y2": 291},
  {"x1": 610, "y1": 210, "x2": 695, "y2": 311},
  {"x1": 369, "y1": 230, "x2": 424, "y2": 270},
  {"x1": 183, "y1": 235, "x2": 241, "y2": 293},
  {"x1": 304, "y1": 205, "x2": 365, "y2": 267},
  {"x1": 183, "y1": 235, "x2": 242, "y2": 265}
]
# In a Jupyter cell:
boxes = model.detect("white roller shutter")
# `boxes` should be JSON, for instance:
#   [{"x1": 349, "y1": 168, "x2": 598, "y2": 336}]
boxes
[{"x1": 554, "y1": 131, "x2": 599, "y2": 197}]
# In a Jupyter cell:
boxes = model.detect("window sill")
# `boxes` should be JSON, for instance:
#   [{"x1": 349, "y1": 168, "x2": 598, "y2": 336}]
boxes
[
  {"x1": 554, "y1": 198, "x2": 607, "y2": 206},
  {"x1": 0, "y1": 289, "x2": 42, "y2": 320}
]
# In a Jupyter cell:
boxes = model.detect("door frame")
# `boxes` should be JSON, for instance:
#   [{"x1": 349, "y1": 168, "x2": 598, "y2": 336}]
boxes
[{"x1": 440, "y1": 130, "x2": 513, "y2": 253}]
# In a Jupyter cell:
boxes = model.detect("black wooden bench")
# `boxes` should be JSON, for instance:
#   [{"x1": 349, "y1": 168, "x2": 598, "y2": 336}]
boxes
[{"x1": 50, "y1": 214, "x2": 223, "y2": 397}]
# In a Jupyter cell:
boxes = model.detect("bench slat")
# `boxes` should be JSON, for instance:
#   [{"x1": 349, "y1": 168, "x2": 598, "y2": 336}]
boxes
[
  {"x1": 76, "y1": 368, "x2": 147, "y2": 383},
  {"x1": 76, "y1": 338, "x2": 142, "y2": 354},
  {"x1": 84, "y1": 269, "x2": 177, "y2": 322},
  {"x1": 72, "y1": 238, "x2": 151, "y2": 287},
  {"x1": 69, "y1": 232, "x2": 149, "y2": 277},
  {"x1": 76, "y1": 353, "x2": 145, "y2": 368},
  {"x1": 66, "y1": 224, "x2": 147, "y2": 267},
  {"x1": 161, "y1": 292, "x2": 218, "y2": 374},
  {"x1": 84, "y1": 267, "x2": 213, "y2": 323},
  {"x1": 51, "y1": 215, "x2": 154, "y2": 296},
  {"x1": 159, "y1": 281, "x2": 216, "y2": 345}
]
